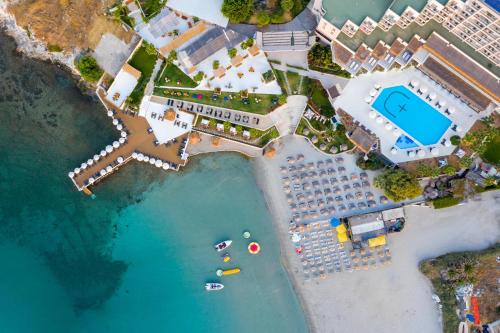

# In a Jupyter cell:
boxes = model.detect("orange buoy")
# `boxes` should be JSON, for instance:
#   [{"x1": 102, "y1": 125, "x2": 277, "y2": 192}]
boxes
[{"x1": 248, "y1": 242, "x2": 261, "y2": 254}]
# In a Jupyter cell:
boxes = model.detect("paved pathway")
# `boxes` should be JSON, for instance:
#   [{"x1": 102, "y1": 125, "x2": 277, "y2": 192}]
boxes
[
  {"x1": 270, "y1": 95, "x2": 308, "y2": 136},
  {"x1": 273, "y1": 63, "x2": 351, "y2": 89},
  {"x1": 187, "y1": 132, "x2": 262, "y2": 158},
  {"x1": 145, "y1": 58, "x2": 163, "y2": 96}
]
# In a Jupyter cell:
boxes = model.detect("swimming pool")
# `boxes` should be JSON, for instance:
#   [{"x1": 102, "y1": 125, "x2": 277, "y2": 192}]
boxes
[{"x1": 372, "y1": 85, "x2": 451, "y2": 145}]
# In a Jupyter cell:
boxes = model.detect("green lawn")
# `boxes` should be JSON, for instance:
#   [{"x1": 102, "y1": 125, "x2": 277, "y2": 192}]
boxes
[
  {"x1": 153, "y1": 87, "x2": 280, "y2": 115},
  {"x1": 138, "y1": 0, "x2": 165, "y2": 20},
  {"x1": 127, "y1": 44, "x2": 158, "y2": 107},
  {"x1": 481, "y1": 133, "x2": 500, "y2": 165},
  {"x1": 308, "y1": 79, "x2": 335, "y2": 117},
  {"x1": 287, "y1": 71, "x2": 301, "y2": 94},
  {"x1": 155, "y1": 63, "x2": 197, "y2": 88}
]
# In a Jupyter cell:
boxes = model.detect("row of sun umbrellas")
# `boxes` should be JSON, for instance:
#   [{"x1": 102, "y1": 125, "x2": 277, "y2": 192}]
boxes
[{"x1": 131, "y1": 152, "x2": 170, "y2": 170}]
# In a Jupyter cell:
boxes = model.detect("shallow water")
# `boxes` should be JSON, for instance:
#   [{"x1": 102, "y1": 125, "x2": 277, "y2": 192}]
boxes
[{"x1": 0, "y1": 32, "x2": 307, "y2": 332}]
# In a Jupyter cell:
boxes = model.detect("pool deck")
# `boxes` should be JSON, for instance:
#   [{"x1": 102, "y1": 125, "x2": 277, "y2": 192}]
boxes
[{"x1": 333, "y1": 68, "x2": 480, "y2": 163}]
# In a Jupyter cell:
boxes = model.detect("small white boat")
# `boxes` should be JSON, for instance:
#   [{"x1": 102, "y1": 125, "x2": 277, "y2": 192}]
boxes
[
  {"x1": 214, "y1": 240, "x2": 232, "y2": 252},
  {"x1": 205, "y1": 283, "x2": 224, "y2": 291}
]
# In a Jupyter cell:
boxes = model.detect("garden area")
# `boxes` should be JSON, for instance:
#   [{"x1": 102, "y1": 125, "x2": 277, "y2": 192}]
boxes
[
  {"x1": 420, "y1": 245, "x2": 500, "y2": 333},
  {"x1": 221, "y1": 0, "x2": 309, "y2": 25},
  {"x1": 461, "y1": 117, "x2": 500, "y2": 166},
  {"x1": 155, "y1": 63, "x2": 197, "y2": 88},
  {"x1": 112, "y1": 4, "x2": 135, "y2": 27},
  {"x1": 127, "y1": 43, "x2": 158, "y2": 108},
  {"x1": 295, "y1": 118, "x2": 353, "y2": 154},
  {"x1": 75, "y1": 55, "x2": 104, "y2": 83},
  {"x1": 137, "y1": 0, "x2": 166, "y2": 21},
  {"x1": 307, "y1": 79, "x2": 335, "y2": 118},
  {"x1": 153, "y1": 87, "x2": 282, "y2": 115},
  {"x1": 307, "y1": 44, "x2": 351, "y2": 78},
  {"x1": 373, "y1": 169, "x2": 422, "y2": 202}
]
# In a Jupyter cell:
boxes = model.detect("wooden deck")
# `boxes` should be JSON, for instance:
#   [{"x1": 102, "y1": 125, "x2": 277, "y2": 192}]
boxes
[{"x1": 71, "y1": 89, "x2": 189, "y2": 191}]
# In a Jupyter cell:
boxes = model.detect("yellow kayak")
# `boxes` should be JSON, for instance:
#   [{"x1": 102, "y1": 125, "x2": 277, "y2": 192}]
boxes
[{"x1": 216, "y1": 268, "x2": 241, "y2": 276}]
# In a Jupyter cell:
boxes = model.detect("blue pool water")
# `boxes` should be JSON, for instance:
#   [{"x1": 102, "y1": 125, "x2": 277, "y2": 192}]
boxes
[
  {"x1": 372, "y1": 85, "x2": 451, "y2": 145},
  {"x1": 395, "y1": 135, "x2": 418, "y2": 149}
]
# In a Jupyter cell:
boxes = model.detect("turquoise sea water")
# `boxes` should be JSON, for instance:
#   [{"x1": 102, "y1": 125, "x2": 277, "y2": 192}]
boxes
[{"x1": 0, "y1": 32, "x2": 307, "y2": 332}]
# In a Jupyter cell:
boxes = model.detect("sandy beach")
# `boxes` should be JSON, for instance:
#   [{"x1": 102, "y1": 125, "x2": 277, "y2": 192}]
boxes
[{"x1": 253, "y1": 135, "x2": 500, "y2": 333}]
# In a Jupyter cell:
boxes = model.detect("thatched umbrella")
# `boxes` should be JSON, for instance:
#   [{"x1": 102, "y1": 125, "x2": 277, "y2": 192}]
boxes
[
  {"x1": 211, "y1": 136, "x2": 221, "y2": 146},
  {"x1": 189, "y1": 132, "x2": 201, "y2": 144},
  {"x1": 264, "y1": 147, "x2": 276, "y2": 158}
]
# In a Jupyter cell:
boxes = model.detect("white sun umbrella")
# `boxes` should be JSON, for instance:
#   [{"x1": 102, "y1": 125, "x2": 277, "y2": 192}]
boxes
[
  {"x1": 374, "y1": 83, "x2": 381, "y2": 90},
  {"x1": 113, "y1": 141, "x2": 120, "y2": 149},
  {"x1": 117, "y1": 156, "x2": 124, "y2": 163},
  {"x1": 119, "y1": 137, "x2": 126, "y2": 144},
  {"x1": 100, "y1": 169, "x2": 106, "y2": 176},
  {"x1": 364, "y1": 96, "x2": 372, "y2": 103},
  {"x1": 116, "y1": 124, "x2": 123, "y2": 131},
  {"x1": 93, "y1": 154, "x2": 100, "y2": 161},
  {"x1": 137, "y1": 153, "x2": 144, "y2": 162},
  {"x1": 456, "y1": 125, "x2": 462, "y2": 132},
  {"x1": 87, "y1": 159, "x2": 93, "y2": 165},
  {"x1": 419, "y1": 86, "x2": 428, "y2": 94},
  {"x1": 106, "y1": 165, "x2": 113, "y2": 172},
  {"x1": 121, "y1": 131, "x2": 127, "y2": 138},
  {"x1": 68, "y1": 171, "x2": 75, "y2": 178},
  {"x1": 107, "y1": 110, "x2": 113, "y2": 117},
  {"x1": 376, "y1": 116, "x2": 384, "y2": 124},
  {"x1": 162, "y1": 162, "x2": 170, "y2": 170},
  {"x1": 385, "y1": 122, "x2": 393, "y2": 130},
  {"x1": 408, "y1": 150, "x2": 416, "y2": 158},
  {"x1": 88, "y1": 177, "x2": 95, "y2": 184},
  {"x1": 448, "y1": 106, "x2": 456, "y2": 114},
  {"x1": 155, "y1": 160, "x2": 163, "y2": 167},
  {"x1": 100, "y1": 150, "x2": 107, "y2": 157},
  {"x1": 429, "y1": 92, "x2": 437, "y2": 100},
  {"x1": 106, "y1": 145, "x2": 113, "y2": 153},
  {"x1": 418, "y1": 149, "x2": 425, "y2": 158},
  {"x1": 369, "y1": 89, "x2": 377, "y2": 97},
  {"x1": 144, "y1": 156, "x2": 150, "y2": 162},
  {"x1": 411, "y1": 80, "x2": 419, "y2": 88},
  {"x1": 392, "y1": 128, "x2": 401, "y2": 137},
  {"x1": 291, "y1": 233, "x2": 301, "y2": 243},
  {"x1": 438, "y1": 100, "x2": 446, "y2": 108},
  {"x1": 390, "y1": 147, "x2": 398, "y2": 155},
  {"x1": 369, "y1": 110, "x2": 377, "y2": 118},
  {"x1": 149, "y1": 157, "x2": 156, "y2": 165},
  {"x1": 112, "y1": 119, "x2": 119, "y2": 125},
  {"x1": 431, "y1": 147, "x2": 439, "y2": 156},
  {"x1": 132, "y1": 152, "x2": 138, "y2": 159},
  {"x1": 444, "y1": 139, "x2": 451, "y2": 147},
  {"x1": 81, "y1": 162, "x2": 87, "y2": 169}
]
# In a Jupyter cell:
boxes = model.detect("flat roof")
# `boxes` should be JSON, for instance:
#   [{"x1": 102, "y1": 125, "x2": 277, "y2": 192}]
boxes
[
  {"x1": 159, "y1": 21, "x2": 207, "y2": 56},
  {"x1": 106, "y1": 64, "x2": 141, "y2": 108},
  {"x1": 167, "y1": 0, "x2": 229, "y2": 27},
  {"x1": 354, "y1": 43, "x2": 372, "y2": 62},
  {"x1": 372, "y1": 41, "x2": 389, "y2": 60},
  {"x1": 389, "y1": 38, "x2": 406, "y2": 56},
  {"x1": 332, "y1": 40, "x2": 354, "y2": 65},
  {"x1": 406, "y1": 34, "x2": 424, "y2": 53},
  {"x1": 420, "y1": 57, "x2": 493, "y2": 111},
  {"x1": 381, "y1": 207, "x2": 405, "y2": 221},
  {"x1": 348, "y1": 212, "x2": 384, "y2": 235},
  {"x1": 424, "y1": 32, "x2": 500, "y2": 103},
  {"x1": 349, "y1": 127, "x2": 377, "y2": 153}
]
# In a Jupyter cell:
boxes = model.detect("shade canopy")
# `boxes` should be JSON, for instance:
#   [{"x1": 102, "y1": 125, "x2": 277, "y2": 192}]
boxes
[
  {"x1": 448, "y1": 106, "x2": 456, "y2": 114},
  {"x1": 369, "y1": 89, "x2": 377, "y2": 97},
  {"x1": 81, "y1": 163, "x2": 87, "y2": 169},
  {"x1": 364, "y1": 96, "x2": 372, "y2": 103},
  {"x1": 429, "y1": 92, "x2": 436, "y2": 100},
  {"x1": 418, "y1": 149, "x2": 425, "y2": 157},
  {"x1": 408, "y1": 151, "x2": 416, "y2": 158},
  {"x1": 113, "y1": 141, "x2": 120, "y2": 148},
  {"x1": 385, "y1": 122, "x2": 393, "y2": 130},
  {"x1": 444, "y1": 139, "x2": 451, "y2": 147},
  {"x1": 456, "y1": 125, "x2": 462, "y2": 132},
  {"x1": 419, "y1": 86, "x2": 428, "y2": 94},
  {"x1": 68, "y1": 171, "x2": 75, "y2": 178},
  {"x1": 144, "y1": 156, "x2": 150, "y2": 162},
  {"x1": 100, "y1": 169, "x2": 106, "y2": 176},
  {"x1": 116, "y1": 124, "x2": 123, "y2": 130},
  {"x1": 374, "y1": 83, "x2": 381, "y2": 90},
  {"x1": 162, "y1": 162, "x2": 170, "y2": 170},
  {"x1": 74, "y1": 167, "x2": 81, "y2": 174},
  {"x1": 117, "y1": 156, "x2": 124, "y2": 163},
  {"x1": 132, "y1": 152, "x2": 138, "y2": 159},
  {"x1": 106, "y1": 165, "x2": 113, "y2": 172},
  {"x1": 376, "y1": 116, "x2": 383, "y2": 124},
  {"x1": 411, "y1": 80, "x2": 419, "y2": 87},
  {"x1": 438, "y1": 100, "x2": 446, "y2": 107},
  {"x1": 107, "y1": 110, "x2": 113, "y2": 117},
  {"x1": 106, "y1": 146, "x2": 113, "y2": 153},
  {"x1": 155, "y1": 160, "x2": 163, "y2": 167},
  {"x1": 431, "y1": 148, "x2": 439, "y2": 156},
  {"x1": 119, "y1": 137, "x2": 126, "y2": 144},
  {"x1": 121, "y1": 131, "x2": 127, "y2": 138},
  {"x1": 93, "y1": 154, "x2": 100, "y2": 161},
  {"x1": 88, "y1": 177, "x2": 95, "y2": 184},
  {"x1": 112, "y1": 119, "x2": 119, "y2": 125},
  {"x1": 137, "y1": 154, "x2": 144, "y2": 161},
  {"x1": 369, "y1": 110, "x2": 377, "y2": 118},
  {"x1": 391, "y1": 147, "x2": 397, "y2": 155},
  {"x1": 149, "y1": 158, "x2": 156, "y2": 165},
  {"x1": 100, "y1": 150, "x2": 107, "y2": 157}
]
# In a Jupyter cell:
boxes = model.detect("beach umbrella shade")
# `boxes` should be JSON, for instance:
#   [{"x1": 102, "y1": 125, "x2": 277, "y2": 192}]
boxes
[
  {"x1": 456, "y1": 125, "x2": 462, "y2": 132},
  {"x1": 107, "y1": 110, "x2": 113, "y2": 117},
  {"x1": 117, "y1": 156, "x2": 124, "y2": 163},
  {"x1": 87, "y1": 159, "x2": 93, "y2": 166},
  {"x1": 132, "y1": 152, "x2": 138, "y2": 159},
  {"x1": 88, "y1": 177, "x2": 95, "y2": 184},
  {"x1": 438, "y1": 100, "x2": 446, "y2": 108},
  {"x1": 392, "y1": 128, "x2": 401, "y2": 137},
  {"x1": 116, "y1": 124, "x2": 123, "y2": 131},
  {"x1": 106, "y1": 145, "x2": 113, "y2": 153},
  {"x1": 376, "y1": 116, "x2": 383, "y2": 124},
  {"x1": 121, "y1": 131, "x2": 127, "y2": 138},
  {"x1": 113, "y1": 141, "x2": 120, "y2": 148},
  {"x1": 291, "y1": 233, "x2": 301, "y2": 243},
  {"x1": 112, "y1": 119, "x2": 119, "y2": 125},
  {"x1": 119, "y1": 137, "x2": 126, "y2": 144},
  {"x1": 448, "y1": 106, "x2": 456, "y2": 114},
  {"x1": 408, "y1": 151, "x2": 416, "y2": 158},
  {"x1": 93, "y1": 154, "x2": 100, "y2": 161},
  {"x1": 100, "y1": 169, "x2": 106, "y2": 176},
  {"x1": 411, "y1": 80, "x2": 419, "y2": 88},
  {"x1": 385, "y1": 122, "x2": 393, "y2": 130},
  {"x1": 431, "y1": 148, "x2": 439, "y2": 156},
  {"x1": 137, "y1": 154, "x2": 144, "y2": 162},
  {"x1": 149, "y1": 158, "x2": 156, "y2": 165},
  {"x1": 419, "y1": 86, "x2": 428, "y2": 94},
  {"x1": 369, "y1": 110, "x2": 377, "y2": 118},
  {"x1": 374, "y1": 83, "x2": 381, "y2": 90},
  {"x1": 429, "y1": 92, "x2": 436, "y2": 100},
  {"x1": 74, "y1": 167, "x2": 81, "y2": 174},
  {"x1": 364, "y1": 96, "x2": 372, "y2": 103},
  {"x1": 100, "y1": 150, "x2": 107, "y2": 157},
  {"x1": 369, "y1": 89, "x2": 377, "y2": 97},
  {"x1": 68, "y1": 171, "x2": 75, "y2": 178},
  {"x1": 81, "y1": 162, "x2": 87, "y2": 169},
  {"x1": 106, "y1": 165, "x2": 113, "y2": 172},
  {"x1": 444, "y1": 139, "x2": 451, "y2": 147},
  {"x1": 391, "y1": 147, "x2": 397, "y2": 155},
  {"x1": 162, "y1": 162, "x2": 170, "y2": 170},
  {"x1": 144, "y1": 156, "x2": 150, "y2": 162},
  {"x1": 155, "y1": 160, "x2": 163, "y2": 167},
  {"x1": 418, "y1": 149, "x2": 425, "y2": 158}
]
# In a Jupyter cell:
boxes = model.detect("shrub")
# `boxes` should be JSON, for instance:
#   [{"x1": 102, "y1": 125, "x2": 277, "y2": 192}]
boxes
[
  {"x1": 262, "y1": 70, "x2": 275, "y2": 83},
  {"x1": 356, "y1": 153, "x2": 385, "y2": 170},
  {"x1": 270, "y1": 10, "x2": 286, "y2": 23},
  {"x1": 166, "y1": 50, "x2": 177, "y2": 64},
  {"x1": 208, "y1": 118, "x2": 217, "y2": 128},
  {"x1": 374, "y1": 169, "x2": 422, "y2": 202},
  {"x1": 223, "y1": 121, "x2": 231, "y2": 132},
  {"x1": 416, "y1": 163, "x2": 440, "y2": 178},
  {"x1": 249, "y1": 127, "x2": 261, "y2": 138},
  {"x1": 459, "y1": 156, "x2": 473, "y2": 169},
  {"x1": 483, "y1": 176, "x2": 497, "y2": 187},
  {"x1": 235, "y1": 125, "x2": 243, "y2": 135},
  {"x1": 241, "y1": 37, "x2": 254, "y2": 49},
  {"x1": 432, "y1": 196, "x2": 460, "y2": 209},
  {"x1": 47, "y1": 44, "x2": 63, "y2": 52},
  {"x1": 222, "y1": 0, "x2": 253, "y2": 23},
  {"x1": 308, "y1": 44, "x2": 351, "y2": 78},
  {"x1": 228, "y1": 48, "x2": 237, "y2": 58},
  {"x1": 442, "y1": 165, "x2": 457, "y2": 176},
  {"x1": 280, "y1": 0, "x2": 294, "y2": 11},
  {"x1": 278, "y1": 94, "x2": 287, "y2": 105},
  {"x1": 193, "y1": 71, "x2": 204, "y2": 82},
  {"x1": 144, "y1": 41, "x2": 157, "y2": 56},
  {"x1": 213, "y1": 60, "x2": 220, "y2": 70},
  {"x1": 450, "y1": 135, "x2": 461, "y2": 146},
  {"x1": 75, "y1": 55, "x2": 103, "y2": 83},
  {"x1": 256, "y1": 11, "x2": 270, "y2": 27}
]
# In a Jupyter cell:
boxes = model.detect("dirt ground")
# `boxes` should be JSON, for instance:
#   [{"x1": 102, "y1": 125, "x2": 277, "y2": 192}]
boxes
[{"x1": 8, "y1": 0, "x2": 133, "y2": 51}]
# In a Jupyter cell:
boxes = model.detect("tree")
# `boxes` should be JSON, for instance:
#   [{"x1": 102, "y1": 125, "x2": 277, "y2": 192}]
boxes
[
  {"x1": 221, "y1": 0, "x2": 252, "y2": 23},
  {"x1": 278, "y1": 94, "x2": 287, "y2": 105},
  {"x1": 228, "y1": 48, "x2": 237, "y2": 58},
  {"x1": 256, "y1": 11, "x2": 270, "y2": 27},
  {"x1": 459, "y1": 156, "x2": 473, "y2": 169},
  {"x1": 166, "y1": 50, "x2": 177, "y2": 64},
  {"x1": 223, "y1": 121, "x2": 231, "y2": 132},
  {"x1": 281, "y1": 0, "x2": 294, "y2": 11},
  {"x1": 483, "y1": 176, "x2": 497, "y2": 187},
  {"x1": 441, "y1": 165, "x2": 457, "y2": 176},
  {"x1": 235, "y1": 125, "x2": 243, "y2": 135},
  {"x1": 374, "y1": 169, "x2": 422, "y2": 202},
  {"x1": 356, "y1": 153, "x2": 385, "y2": 170},
  {"x1": 450, "y1": 135, "x2": 461, "y2": 146},
  {"x1": 213, "y1": 60, "x2": 220, "y2": 70},
  {"x1": 75, "y1": 55, "x2": 103, "y2": 83},
  {"x1": 193, "y1": 71, "x2": 204, "y2": 82},
  {"x1": 416, "y1": 163, "x2": 440, "y2": 178},
  {"x1": 144, "y1": 41, "x2": 157, "y2": 56},
  {"x1": 249, "y1": 128, "x2": 261, "y2": 138}
]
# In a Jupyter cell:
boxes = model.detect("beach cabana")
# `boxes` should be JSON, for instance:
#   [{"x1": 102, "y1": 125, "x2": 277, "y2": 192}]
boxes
[
  {"x1": 337, "y1": 231, "x2": 349, "y2": 243},
  {"x1": 368, "y1": 235, "x2": 386, "y2": 248}
]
